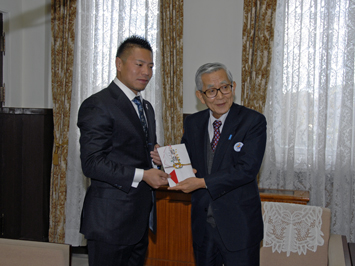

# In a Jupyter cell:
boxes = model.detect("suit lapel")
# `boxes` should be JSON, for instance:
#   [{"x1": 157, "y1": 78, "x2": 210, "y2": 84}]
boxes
[
  {"x1": 192, "y1": 110, "x2": 210, "y2": 176},
  {"x1": 108, "y1": 82, "x2": 147, "y2": 142}
]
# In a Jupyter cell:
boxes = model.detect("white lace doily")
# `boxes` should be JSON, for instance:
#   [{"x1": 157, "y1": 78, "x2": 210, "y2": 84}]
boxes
[{"x1": 263, "y1": 202, "x2": 324, "y2": 256}]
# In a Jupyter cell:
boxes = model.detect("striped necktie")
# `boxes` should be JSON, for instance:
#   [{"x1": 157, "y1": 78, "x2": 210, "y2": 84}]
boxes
[
  {"x1": 211, "y1": 120, "x2": 222, "y2": 152},
  {"x1": 132, "y1": 97, "x2": 148, "y2": 142}
]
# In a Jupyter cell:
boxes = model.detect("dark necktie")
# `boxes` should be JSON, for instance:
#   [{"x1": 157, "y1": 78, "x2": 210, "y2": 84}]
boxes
[
  {"x1": 211, "y1": 120, "x2": 222, "y2": 152},
  {"x1": 132, "y1": 96, "x2": 148, "y2": 142},
  {"x1": 133, "y1": 96, "x2": 155, "y2": 232}
]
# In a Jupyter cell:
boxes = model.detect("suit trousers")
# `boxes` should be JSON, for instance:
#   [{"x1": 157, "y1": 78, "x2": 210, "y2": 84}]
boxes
[
  {"x1": 87, "y1": 226, "x2": 149, "y2": 266},
  {"x1": 193, "y1": 221, "x2": 260, "y2": 266}
]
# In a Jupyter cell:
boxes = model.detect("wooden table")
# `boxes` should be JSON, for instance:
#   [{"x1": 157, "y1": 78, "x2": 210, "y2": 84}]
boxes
[
  {"x1": 144, "y1": 187, "x2": 309, "y2": 266},
  {"x1": 259, "y1": 188, "x2": 309, "y2": 205}
]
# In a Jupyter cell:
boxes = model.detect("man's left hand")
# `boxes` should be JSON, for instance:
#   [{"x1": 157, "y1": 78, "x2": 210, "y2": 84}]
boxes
[{"x1": 168, "y1": 177, "x2": 206, "y2": 193}]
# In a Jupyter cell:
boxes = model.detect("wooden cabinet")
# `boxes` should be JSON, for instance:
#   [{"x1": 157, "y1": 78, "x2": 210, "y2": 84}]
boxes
[
  {"x1": 145, "y1": 189, "x2": 194, "y2": 266},
  {"x1": 0, "y1": 108, "x2": 53, "y2": 241},
  {"x1": 145, "y1": 187, "x2": 309, "y2": 266}
]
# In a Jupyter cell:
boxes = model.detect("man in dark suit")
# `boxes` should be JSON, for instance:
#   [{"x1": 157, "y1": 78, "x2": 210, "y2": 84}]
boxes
[
  {"x1": 77, "y1": 36, "x2": 169, "y2": 266},
  {"x1": 169, "y1": 62, "x2": 266, "y2": 266}
]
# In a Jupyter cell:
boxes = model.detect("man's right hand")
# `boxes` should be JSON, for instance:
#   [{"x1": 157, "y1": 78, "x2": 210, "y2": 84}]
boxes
[{"x1": 143, "y1": 168, "x2": 169, "y2": 189}]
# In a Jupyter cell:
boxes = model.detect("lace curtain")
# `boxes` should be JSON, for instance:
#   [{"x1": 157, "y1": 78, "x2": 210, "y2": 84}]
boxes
[
  {"x1": 259, "y1": 0, "x2": 355, "y2": 242},
  {"x1": 65, "y1": 0, "x2": 161, "y2": 246}
]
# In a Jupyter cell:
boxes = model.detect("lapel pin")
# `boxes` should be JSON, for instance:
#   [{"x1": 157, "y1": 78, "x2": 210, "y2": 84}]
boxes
[{"x1": 234, "y1": 142, "x2": 243, "y2": 152}]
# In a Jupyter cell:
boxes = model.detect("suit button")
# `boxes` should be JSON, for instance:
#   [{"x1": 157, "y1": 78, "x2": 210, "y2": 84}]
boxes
[{"x1": 204, "y1": 208, "x2": 208, "y2": 212}]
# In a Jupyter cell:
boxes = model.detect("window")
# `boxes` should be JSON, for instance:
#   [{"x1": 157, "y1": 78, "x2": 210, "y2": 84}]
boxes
[
  {"x1": 267, "y1": 0, "x2": 354, "y2": 170},
  {"x1": 260, "y1": 0, "x2": 355, "y2": 241}
]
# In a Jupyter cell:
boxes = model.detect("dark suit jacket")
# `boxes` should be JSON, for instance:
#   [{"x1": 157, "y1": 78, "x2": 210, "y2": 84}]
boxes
[
  {"x1": 77, "y1": 81, "x2": 157, "y2": 245},
  {"x1": 182, "y1": 103, "x2": 266, "y2": 252}
]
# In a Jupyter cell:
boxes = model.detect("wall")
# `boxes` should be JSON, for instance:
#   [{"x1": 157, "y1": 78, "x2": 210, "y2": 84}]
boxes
[
  {"x1": 0, "y1": 0, "x2": 243, "y2": 111},
  {"x1": 1, "y1": 0, "x2": 51, "y2": 108},
  {"x1": 183, "y1": 0, "x2": 243, "y2": 114}
]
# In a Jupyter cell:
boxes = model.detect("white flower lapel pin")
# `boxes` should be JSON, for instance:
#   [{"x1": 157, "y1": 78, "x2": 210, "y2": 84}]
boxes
[{"x1": 234, "y1": 142, "x2": 243, "y2": 152}]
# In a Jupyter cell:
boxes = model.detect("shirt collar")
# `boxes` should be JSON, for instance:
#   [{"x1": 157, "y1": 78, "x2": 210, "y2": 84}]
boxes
[
  {"x1": 114, "y1": 77, "x2": 142, "y2": 101},
  {"x1": 209, "y1": 110, "x2": 229, "y2": 126}
]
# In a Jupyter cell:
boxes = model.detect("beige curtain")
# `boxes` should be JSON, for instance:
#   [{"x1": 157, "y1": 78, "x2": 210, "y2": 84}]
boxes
[
  {"x1": 49, "y1": 0, "x2": 77, "y2": 243},
  {"x1": 160, "y1": 0, "x2": 184, "y2": 145},
  {"x1": 242, "y1": 0, "x2": 277, "y2": 113}
]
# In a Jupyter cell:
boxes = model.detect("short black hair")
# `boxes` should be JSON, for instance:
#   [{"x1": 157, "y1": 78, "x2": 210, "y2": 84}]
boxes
[{"x1": 116, "y1": 35, "x2": 153, "y2": 58}]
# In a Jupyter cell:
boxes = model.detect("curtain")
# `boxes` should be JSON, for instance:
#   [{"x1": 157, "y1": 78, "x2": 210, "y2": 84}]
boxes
[
  {"x1": 160, "y1": 0, "x2": 184, "y2": 145},
  {"x1": 49, "y1": 0, "x2": 77, "y2": 243},
  {"x1": 259, "y1": 0, "x2": 355, "y2": 242},
  {"x1": 242, "y1": 0, "x2": 277, "y2": 113},
  {"x1": 65, "y1": 0, "x2": 161, "y2": 246}
]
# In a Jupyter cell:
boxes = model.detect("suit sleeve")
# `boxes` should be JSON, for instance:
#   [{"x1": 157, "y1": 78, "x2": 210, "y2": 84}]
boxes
[
  {"x1": 77, "y1": 96, "x2": 135, "y2": 193},
  {"x1": 205, "y1": 112, "x2": 267, "y2": 200}
]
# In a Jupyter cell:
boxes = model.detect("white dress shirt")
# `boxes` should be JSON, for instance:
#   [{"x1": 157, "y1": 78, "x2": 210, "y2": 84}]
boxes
[{"x1": 113, "y1": 77, "x2": 145, "y2": 188}]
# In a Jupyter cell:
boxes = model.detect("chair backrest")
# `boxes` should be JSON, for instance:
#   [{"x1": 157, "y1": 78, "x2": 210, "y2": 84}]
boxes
[
  {"x1": 260, "y1": 202, "x2": 331, "y2": 266},
  {"x1": 0, "y1": 238, "x2": 70, "y2": 266}
]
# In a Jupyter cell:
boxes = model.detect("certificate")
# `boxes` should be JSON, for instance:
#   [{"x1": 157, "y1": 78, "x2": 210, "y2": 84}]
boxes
[{"x1": 157, "y1": 144, "x2": 195, "y2": 187}]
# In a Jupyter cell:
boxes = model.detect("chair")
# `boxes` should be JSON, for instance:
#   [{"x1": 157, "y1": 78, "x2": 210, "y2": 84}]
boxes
[
  {"x1": 0, "y1": 238, "x2": 70, "y2": 266},
  {"x1": 260, "y1": 202, "x2": 352, "y2": 266}
]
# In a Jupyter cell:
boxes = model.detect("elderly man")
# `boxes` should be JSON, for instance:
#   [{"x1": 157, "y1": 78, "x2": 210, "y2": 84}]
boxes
[{"x1": 169, "y1": 62, "x2": 266, "y2": 266}]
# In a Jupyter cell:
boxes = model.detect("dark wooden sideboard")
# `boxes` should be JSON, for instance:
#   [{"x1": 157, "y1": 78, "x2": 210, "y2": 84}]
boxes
[
  {"x1": 0, "y1": 108, "x2": 53, "y2": 241},
  {"x1": 144, "y1": 187, "x2": 309, "y2": 266}
]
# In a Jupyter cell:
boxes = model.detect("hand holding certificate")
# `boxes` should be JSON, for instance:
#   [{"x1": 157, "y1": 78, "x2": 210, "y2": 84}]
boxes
[{"x1": 157, "y1": 144, "x2": 195, "y2": 187}]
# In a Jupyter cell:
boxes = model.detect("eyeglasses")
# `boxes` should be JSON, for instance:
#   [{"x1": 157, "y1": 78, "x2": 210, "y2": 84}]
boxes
[{"x1": 200, "y1": 84, "x2": 233, "y2": 98}]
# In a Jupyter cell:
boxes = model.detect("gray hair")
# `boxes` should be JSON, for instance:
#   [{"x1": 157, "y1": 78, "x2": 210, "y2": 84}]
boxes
[{"x1": 195, "y1": 62, "x2": 233, "y2": 91}]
